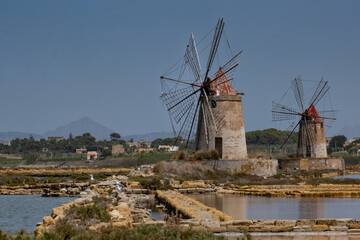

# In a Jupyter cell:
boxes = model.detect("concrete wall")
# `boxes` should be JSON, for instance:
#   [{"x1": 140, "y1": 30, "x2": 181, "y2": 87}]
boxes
[
  {"x1": 298, "y1": 119, "x2": 327, "y2": 158},
  {"x1": 196, "y1": 95, "x2": 247, "y2": 160},
  {"x1": 278, "y1": 157, "x2": 344, "y2": 171}
]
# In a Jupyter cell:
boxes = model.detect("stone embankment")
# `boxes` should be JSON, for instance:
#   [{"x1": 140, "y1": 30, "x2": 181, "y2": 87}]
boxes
[
  {"x1": 34, "y1": 178, "x2": 155, "y2": 236},
  {"x1": 156, "y1": 190, "x2": 233, "y2": 222},
  {"x1": 0, "y1": 167, "x2": 131, "y2": 176},
  {"x1": 218, "y1": 184, "x2": 360, "y2": 198},
  {"x1": 170, "y1": 180, "x2": 217, "y2": 194},
  {"x1": 0, "y1": 183, "x2": 90, "y2": 196}
]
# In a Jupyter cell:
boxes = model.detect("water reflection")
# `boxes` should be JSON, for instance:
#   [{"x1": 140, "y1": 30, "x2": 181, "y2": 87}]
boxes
[{"x1": 188, "y1": 193, "x2": 360, "y2": 220}]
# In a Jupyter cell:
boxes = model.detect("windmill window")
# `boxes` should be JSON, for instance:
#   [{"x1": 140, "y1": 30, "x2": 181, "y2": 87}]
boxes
[{"x1": 211, "y1": 100, "x2": 217, "y2": 108}]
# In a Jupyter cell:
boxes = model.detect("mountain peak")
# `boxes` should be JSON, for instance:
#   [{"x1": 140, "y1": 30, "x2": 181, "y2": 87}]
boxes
[{"x1": 43, "y1": 117, "x2": 114, "y2": 140}]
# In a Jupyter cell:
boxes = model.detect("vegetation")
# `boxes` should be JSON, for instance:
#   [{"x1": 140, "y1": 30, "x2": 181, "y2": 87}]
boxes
[
  {"x1": 246, "y1": 128, "x2": 297, "y2": 145},
  {"x1": 0, "y1": 225, "x2": 231, "y2": 240},
  {"x1": 171, "y1": 150, "x2": 220, "y2": 161}
]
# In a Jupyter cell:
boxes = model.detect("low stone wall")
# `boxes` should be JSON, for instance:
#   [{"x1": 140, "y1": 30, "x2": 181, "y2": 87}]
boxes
[
  {"x1": 0, "y1": 182, "x2": 89, "y2": 196},
  {"x1": 278, "y1": 157, "x2": 345, "y2": 171},
  {"x1": 219, "y1": 184, "x2": 360, "y2": 198}
]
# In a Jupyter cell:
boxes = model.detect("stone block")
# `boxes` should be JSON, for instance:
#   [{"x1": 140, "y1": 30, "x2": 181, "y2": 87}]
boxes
[
  {"x1": 207, "y1": 226, "x2": 228, "y2": 233},
  {"x1": 220, "y1": 220, "x2": 234, "y2": 226},
  {"x1": 274, "y1": 220, "x2": 296, "y2": 226},
  {"x1": 329, "y1": 226, "x2": 348, "y2": 231},
  {"x1": 336, "y1": 218, "x2": 357, "y2": 226},
  {"x1": 255, "y1": 220, "x2": 275, "y2": 226},
  {"x1": 180, "y1": 219, "x2": 200, "y2": 226},
  {"x1": 200, "y1": 219, "x2": 220, "y2": 227},
  {"x1": 43, "y1": 216, "x2": 55, "y2": 226},
  {"x1": 232, "y1": 220, "x2": 253, "y2": 225},
  {"x1": 312, "y1": 224, "x2": 329, "y2": 231},
  {"x1": 249, "y1": 225, "x2": 272, "y2": 232},
  {"x1": 271, "y1": 225, "x2": 293, "y2": 232},
  {"x1": 293, "y1": 225, "x2": 312, "y2": 232},
  {"x1": 348, "y1": 229, "x2": 360, "y2": 233},
  {"x1": 316, "y1": 218, "x2": 336, "y2": 226},
  {"x1": 144, "y1": 221, "x2": 165, "y2": 226},
  {"x1": 226, "y1": 225, "x2": 249, "y2": 232},
  {"x1": 349, "y1": 224, "x2": 360, "y2": 229},
  {"x1": 296, "y1": 219, "x2": 316, "y2": 226}
]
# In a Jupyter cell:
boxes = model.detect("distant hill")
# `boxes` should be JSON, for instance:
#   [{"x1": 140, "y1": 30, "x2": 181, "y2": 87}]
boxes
[
  {"x1": 43, "y1": 117, "x2": 114, "y2": 140},
  {"x1": 123, "y1": 131, "x2": 174, "y2": 142},
  {"x1": 337, "y1": 124, "x2": 360, "y2": 139},
  {"x1": 0, "y1": 131, "x2": 43, "y2": 141}
]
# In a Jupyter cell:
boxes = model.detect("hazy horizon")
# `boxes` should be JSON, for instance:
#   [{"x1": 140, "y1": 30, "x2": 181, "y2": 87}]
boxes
[{"x1": 0, "y1": 0, "x2": 359, "y2": 136}]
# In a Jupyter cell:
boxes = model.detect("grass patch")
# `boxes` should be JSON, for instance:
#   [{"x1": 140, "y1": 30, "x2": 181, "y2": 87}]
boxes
[
  {"x1": 66, "y1": 197, "x2": 111, "y2": 223},
  {"x1": 344, "y1": 156, "x2": 360, "y2": 166},
  {"x1": 0, "y1": 225, "x2": 230, "y2": 240},
  {"x1": 0, "y1": 157, "x2": 22, "y2": 165}
]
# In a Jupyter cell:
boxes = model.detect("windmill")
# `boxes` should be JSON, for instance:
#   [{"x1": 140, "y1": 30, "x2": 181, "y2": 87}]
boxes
[
  {"x1": 272, "y1": 76, "x2": 337, "y2": 158},
  {"x1": 160, "y1": 18, "x2": 247, "y2": 159}
]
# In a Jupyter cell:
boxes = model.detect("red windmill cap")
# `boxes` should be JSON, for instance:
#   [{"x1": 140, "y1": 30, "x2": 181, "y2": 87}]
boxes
[
  {"x1": 208, "y1": 67, "x2": 237, "y2": 96},
  {"x1": 305, "y1": 104, "x2": 320, "y2": 120}
]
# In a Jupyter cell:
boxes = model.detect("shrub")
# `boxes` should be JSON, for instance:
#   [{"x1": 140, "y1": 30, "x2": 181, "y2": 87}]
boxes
[{"x1": 171, "y1": 150, "x2": 186, "y2": 160}]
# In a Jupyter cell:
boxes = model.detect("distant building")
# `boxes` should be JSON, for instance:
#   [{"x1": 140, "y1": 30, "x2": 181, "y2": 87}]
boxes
[
  {"x1": 158, "y1": 145, "x2": 179, "y2": 152},
  {"x1": 136, "y1": 147, "x2": 156, "y2": 153},
  {"x1": 112, "y1": 144, "x2": 125, "y2": 155},
  {"x1": 128, "y1": 142, "x2": 140, "y2": 148},
  {"x1": 169, "y1": 146, "x2": 179, "y2": 152},
  {"x1": 76, "y1": 148, "x2": 87, "y2": 154},
  {"x1": 48, "y1": 136, "x2": 64, "y2": 142},
  {"x1": 87, "y1": 151, "x2": 98, "y2": 160}
]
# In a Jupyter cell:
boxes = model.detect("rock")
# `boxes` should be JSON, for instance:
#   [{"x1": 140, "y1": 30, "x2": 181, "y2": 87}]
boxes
[
  {"x1": 144, "y1": 221, "x2": 165, "y2": 226},
  {"x1": 200, "y1": 219, "x2": 220, "y2": 227},
  {"x1": 312, "y1": 224, "x2": 329, "y2": 231},
  {"x1": 43, "y1": 216, "x2": 55, "y2": 226},
  {"x1": 271, "y1": 225, "x2": 293, "y2": 232},
  {"x1": 296, "y1": 219, "x2": 316, "y2": 226},
  {"x1": 336, "y1": 218, "x2": 357, "y2": 226},
  {"x1": 34, "y1": 225, "x2": 46, "y2": 237},
  {"x1": 220, "y1": 220, "x2": 234, "y2": 226},
  {"x1": 274, "y1": 220, "x2": 296, "y2": 226},
  {"x1": 226, "y1": 225, "x2": 249, "y2": 232},
  {"x1": 349, "y1": 224, "x2": 360, "y2": 229},
  {"x1": 316, "y1": 218, "x2": 336, "y2": 226},
  {"x1": 348, "y1": 229, "x2": 360, "y2": 233},
  {"x1": 249, "y1": 225, "x2": 272, "y2": 232},
  {"x1": 293, "y1": 225, "x2": 312, "y2": 232},
  {"x1": 329, "y1": 226, "x2": 348, "y2": 231},
  {"x1": 232, "y1": 220, "x2": 253, "y2": 226},
  {"x1": 181, "y1": 219, "x2": 201, "y2": 226},
  {"x1": 255, "y1": 220, "x2": 275, "y2": 226},
  {"x1": 207, "y1": 226, "x2": 228, "y2": 232}
]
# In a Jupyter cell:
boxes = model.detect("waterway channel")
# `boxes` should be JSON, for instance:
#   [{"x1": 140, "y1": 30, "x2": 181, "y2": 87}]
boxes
[
  {"x1": 188, "y1": 193, "x2": 360, "y2": 220},
  {"x1": 0, "y1": 195, "x2": 77, "y2": 234}
]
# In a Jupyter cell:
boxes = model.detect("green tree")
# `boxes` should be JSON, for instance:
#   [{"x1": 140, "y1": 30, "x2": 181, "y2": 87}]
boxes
[
  {"x1": 110, "y1": 132, "x2": 121, "y2": 140},
  {"x1": 329, "y1": 135, "x2": 347, "y2": 149}
]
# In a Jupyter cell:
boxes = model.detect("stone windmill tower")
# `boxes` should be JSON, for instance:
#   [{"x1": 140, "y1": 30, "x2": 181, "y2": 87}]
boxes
[
  {"x1": 272, "y1": 76, "x2": 337, "y2": 158},
  {"x1": 160, "y1": 18, "x2": 247, "y2": 160}
]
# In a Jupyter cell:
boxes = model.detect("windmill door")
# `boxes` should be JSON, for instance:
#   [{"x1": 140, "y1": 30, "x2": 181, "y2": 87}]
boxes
[{"x1": 215, "y1": 137, "x2": 223, "y2": 159}]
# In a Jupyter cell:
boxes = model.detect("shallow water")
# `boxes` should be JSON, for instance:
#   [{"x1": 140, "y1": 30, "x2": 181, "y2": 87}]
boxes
[
  {"x1": 0, "y1": 195, "x2": 77, "y2": 234},
  {"x1": 188, "y1": 193, "x2": 360, "y2": 220},
  {"x1": 332, "y1": 174, "x2": 360, "y2": 179}
]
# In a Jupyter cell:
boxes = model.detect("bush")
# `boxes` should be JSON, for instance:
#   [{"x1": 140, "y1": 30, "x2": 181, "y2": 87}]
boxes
[
  {"x1": 171, "y1": 150, "x2": 186, "y2": 160},
  {"x1": 67, "y1": 203, "x2": 111, "y2": 223}
]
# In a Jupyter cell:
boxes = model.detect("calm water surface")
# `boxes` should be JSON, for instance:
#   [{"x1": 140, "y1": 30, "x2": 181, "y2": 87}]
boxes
[
  {"x1": 188, "y1": 193, "x2": 360, "y2": 220},
  {"x1": 0, "y1": 195, "x2": 77, "y2": 234},
  {"x1": 332, "y1": 174, "x2": 360, "y2": 179}
]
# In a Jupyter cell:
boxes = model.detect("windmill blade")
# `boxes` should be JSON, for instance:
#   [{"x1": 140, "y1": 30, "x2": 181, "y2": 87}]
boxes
[
  {"x1": 184, "y1": 33, "x2": 202, "y2": 82},
  {"x1": 185, "y1": 96, "x2": 201, "y2": 147},
  {"x1": 219, "y1": 51, "x2": 242, "y2": 80},
  {"x1": 309, "y1": 78, "x2": 330, "y2": 106},
  {"x1": 204, "y1": 18, "x2": 225, "y2": 82},
  {"x1": 290, "y1": 75, "x2": 305, "y2": 112},
  {"x1": 280, "y1": 120, "x2": 300, "y2": 148},
  {"x1": 318, "y1": 110, "x2": 338, "y2": 128},
  {"x1": 173, "y1": 98, "x2": 199, "y2": 146},
  {"x1": 160, "y1": 86, "x2": 199, "y2": 123},
  {"x1": 272, "y1": 101, "x2": 301, "y2": 121}
]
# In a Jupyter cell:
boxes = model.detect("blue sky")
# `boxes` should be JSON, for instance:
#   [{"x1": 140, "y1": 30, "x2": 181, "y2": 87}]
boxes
[{"x1": 0, "y1": 0, "x2": 359, "y2": 136}]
